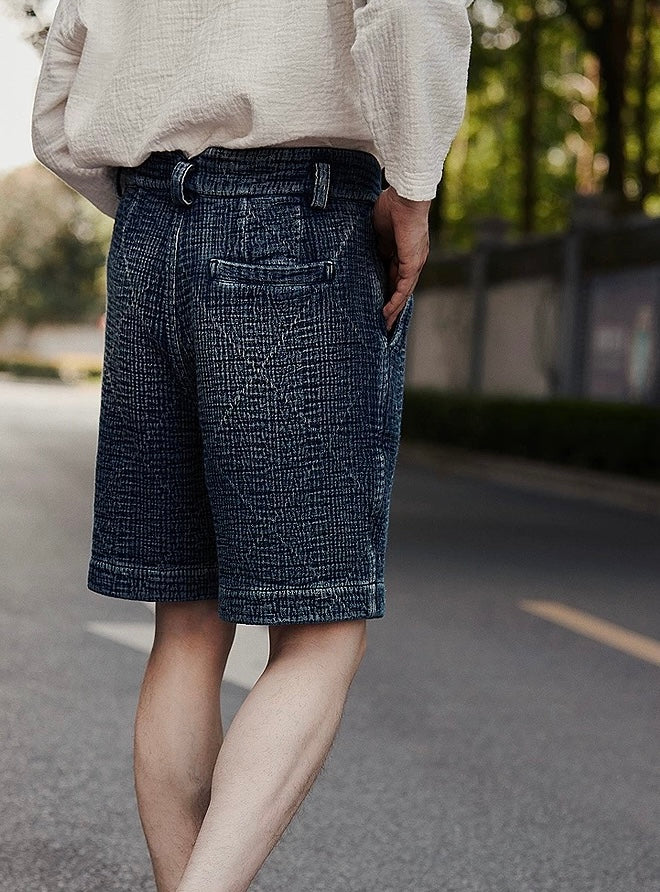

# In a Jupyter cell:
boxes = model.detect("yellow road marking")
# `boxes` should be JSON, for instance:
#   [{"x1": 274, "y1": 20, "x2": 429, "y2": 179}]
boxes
[{"x1": 519, "y1": 599, "x2": 660, "y2": 667}]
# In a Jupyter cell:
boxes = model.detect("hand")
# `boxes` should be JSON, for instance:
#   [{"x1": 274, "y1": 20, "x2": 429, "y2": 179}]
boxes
[{"x1": 371, "y1": 186, "x2": 431, "y2": 332}]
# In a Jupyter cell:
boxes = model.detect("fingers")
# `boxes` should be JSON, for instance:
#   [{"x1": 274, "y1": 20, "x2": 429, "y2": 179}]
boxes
[
  {"x1": 383, "y1": 255, "x2": 420, "y2": 330},
  {"x1": 383, "y1": 293, "x2": 412, "y2": 332},
  {"x1": 370, "y1": 187, "x2": 429, "y2": 332}
]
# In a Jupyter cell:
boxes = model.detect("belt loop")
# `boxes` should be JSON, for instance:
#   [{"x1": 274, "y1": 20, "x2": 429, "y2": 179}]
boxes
[
  {"x1": 170, "y1": 159, "x2": 196, "y2": 207},
  {"x1": 310, "y1": 161, "x2": 331, "y2": 209},
  {"x1": 115, "y1": 166, "x2": 125, "y2": 199}
]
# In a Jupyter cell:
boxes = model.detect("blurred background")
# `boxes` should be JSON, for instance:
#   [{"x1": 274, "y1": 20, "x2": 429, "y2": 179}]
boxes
[
  {"x1": 1, "y1": 0, "x2": 660, "y2": 476},
  {"x1": 1, "y1": 3, "x2": 659, "y2": 892}
]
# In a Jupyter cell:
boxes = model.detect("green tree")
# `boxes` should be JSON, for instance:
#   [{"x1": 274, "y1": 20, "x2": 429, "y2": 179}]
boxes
[
  {"x1": 629, "y1": 0, "x2": 660, "y2": 206},
  {"x1": 443, "y1": 0, "x2": 582, "y2": 243},
  {"x1": 440, "y1": 0, "x2": 660, "y2": 247},
  {"x1": 561, "y1": 0, "x2": 634, "y2": 201},
  {"x1": 0, "y1": 164, "x2": 110, "y2": 333}
]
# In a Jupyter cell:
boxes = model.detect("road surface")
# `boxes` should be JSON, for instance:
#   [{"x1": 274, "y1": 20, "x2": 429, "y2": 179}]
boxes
[{"x1": 1, "y1": 378, "x2": 658, "y2": 892}]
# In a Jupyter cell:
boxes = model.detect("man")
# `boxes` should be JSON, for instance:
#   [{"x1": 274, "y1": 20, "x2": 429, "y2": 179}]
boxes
[{"x1": 31, "y1": 2, "x2": 473, "y2": 889}]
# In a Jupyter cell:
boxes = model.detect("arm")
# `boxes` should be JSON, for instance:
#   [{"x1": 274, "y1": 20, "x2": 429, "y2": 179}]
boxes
[
  {"x1": 31, "y1": 0, "x2": 119, "y2": 219},
  {"x1": 350, "y1": 0, "x2": 473, "y2": 201}
]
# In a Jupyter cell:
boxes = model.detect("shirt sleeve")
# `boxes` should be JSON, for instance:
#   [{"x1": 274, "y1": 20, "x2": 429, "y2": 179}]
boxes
[
  {"x1": 30, "y1": 0, "x2": 120, "y2": 219},
  {"x1": 350, "y1": 0, "x2": 473, "y2": 202}
]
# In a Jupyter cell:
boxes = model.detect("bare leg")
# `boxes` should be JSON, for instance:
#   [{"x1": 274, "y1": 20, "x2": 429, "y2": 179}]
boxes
[
  {"x1": 133, "y1": 600, "x2": 237, "y2": 892},
  {"x1": 176, "y1": 618, "x2": 367, "y2": 892}
]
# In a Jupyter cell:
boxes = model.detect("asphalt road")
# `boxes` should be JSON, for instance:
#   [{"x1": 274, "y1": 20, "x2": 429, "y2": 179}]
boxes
[{"x1": 1, "y1": 377, "x2": 658, "y2": 892}]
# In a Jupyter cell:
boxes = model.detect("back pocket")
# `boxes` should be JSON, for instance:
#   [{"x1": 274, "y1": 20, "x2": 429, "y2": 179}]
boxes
[{"x1": 208, "y1": 257, "x2": 335, "y2": 287}]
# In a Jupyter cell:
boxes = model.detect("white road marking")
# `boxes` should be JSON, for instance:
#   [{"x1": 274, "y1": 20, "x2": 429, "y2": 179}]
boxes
[
  {"x1": 86, "y1": 620, "x2": 154, "y2": 653},
  {"x1": 519, "y1": 599, "x2": 660, "y2": 667},
  {"x1": 224, "y1": 624, "x2": 270, "y2": 689},
  {"x1": 86, "y1": 603, "x2": 270, "y2": 689}
]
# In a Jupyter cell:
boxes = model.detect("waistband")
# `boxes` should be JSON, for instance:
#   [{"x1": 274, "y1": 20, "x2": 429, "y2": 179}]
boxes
[{"x1": 116, "y1": 145, "x2": 384, "y2": 208}]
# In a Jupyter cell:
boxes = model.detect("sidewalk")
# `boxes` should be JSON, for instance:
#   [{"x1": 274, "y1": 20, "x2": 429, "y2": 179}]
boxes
[{"x1": 398, "y1": 439, "x2": 660, "y2": 517}]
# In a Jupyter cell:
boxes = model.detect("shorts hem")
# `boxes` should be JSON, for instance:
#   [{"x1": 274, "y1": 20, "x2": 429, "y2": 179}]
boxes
[
  {"x1": 87, "y1": 559, "x2": 387, "y2": 623},
  {"x1": 215, "y1": 580, "x2": 386, "y2": 625},
  {"x1": 87, "y1": 557, "x2": 219, "y2": 602}
]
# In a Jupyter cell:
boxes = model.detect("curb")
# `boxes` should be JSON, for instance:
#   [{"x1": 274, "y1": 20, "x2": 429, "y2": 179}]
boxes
[{"x1": 397, "y1": 439, "x2": 660, "y2": 518}]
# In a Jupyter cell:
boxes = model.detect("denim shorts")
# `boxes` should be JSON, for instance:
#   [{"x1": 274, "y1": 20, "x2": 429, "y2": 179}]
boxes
[{"x1": 86, "y1": 145, "x2": 415, "y2": 624}]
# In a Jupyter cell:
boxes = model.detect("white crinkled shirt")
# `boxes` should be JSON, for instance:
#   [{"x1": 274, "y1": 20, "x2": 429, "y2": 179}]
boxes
[{"x1": 31, "y1": 0, "x2": 473, "y2": 219}]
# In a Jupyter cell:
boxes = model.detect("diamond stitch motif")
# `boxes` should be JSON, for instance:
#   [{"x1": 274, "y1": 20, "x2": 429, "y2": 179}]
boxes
[{"x1": 87, "y1": 146, "x2": 406, "y2": 624}]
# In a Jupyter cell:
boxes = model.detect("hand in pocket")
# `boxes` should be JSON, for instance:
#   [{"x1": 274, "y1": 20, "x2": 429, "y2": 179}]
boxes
[{"x1": 371, "y1": 187, "x2": 430, "y2": 332}]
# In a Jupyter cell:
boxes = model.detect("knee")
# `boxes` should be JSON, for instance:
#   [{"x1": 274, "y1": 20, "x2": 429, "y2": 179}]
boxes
[
  {"x1": 153, "y1": 600, "x2": 236, "y2": 652},
  {"x1": 268, "y1": 618, "x2": 367, "y2": 676}
]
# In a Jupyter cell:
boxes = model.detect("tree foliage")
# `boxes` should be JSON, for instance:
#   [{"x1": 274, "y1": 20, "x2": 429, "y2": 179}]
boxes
[
  {"x1": 0, "y1": 165, "x2": 110, "y2": 330},
  {"x1": 440, "y1": 0, "x2": 660, "y2": 248}
]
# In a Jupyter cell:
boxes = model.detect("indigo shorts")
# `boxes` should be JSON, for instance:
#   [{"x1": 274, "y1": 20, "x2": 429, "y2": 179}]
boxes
[{"x1": 86, "y1": 145, "x2": 415, "y2": 624}]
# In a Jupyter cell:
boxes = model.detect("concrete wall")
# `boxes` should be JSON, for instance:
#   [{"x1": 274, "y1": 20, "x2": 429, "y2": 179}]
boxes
[
  {"x1": 407, "y1": 277, "x2": 559, "y2": 397},
  {"x1": 482, "y1": 277, "x2": 558, "y2": 396},
  {"x1": 0, "y1": 320, "x2": 104, "y2": 361},
  {"x1": 406, "y1": 287, "x2": 473, "y2": 391}
]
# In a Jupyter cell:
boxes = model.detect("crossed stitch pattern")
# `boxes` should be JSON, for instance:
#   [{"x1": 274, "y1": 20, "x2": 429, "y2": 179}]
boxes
[
  {"x1": 198, "y1": 289, "x2": 380, "y2": 608},
  {"x1": 210, "y1": 385, "x2": 371, "y2": 590},
  {"x1": 200, "y1": 205, "x2": 390, "y2": 601},
  {"x1": 204, "y1": 296, "x2": 371, "y2": 499},
  {"x1": 102, "y1": 206, "x2": 329, "y2": 586},
  {"x1": 201, "y1": 322, "x2": 373, "y2": 577},
  {"x1": 93, "y1": 186, "x2": 394, "y2": 615}
]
